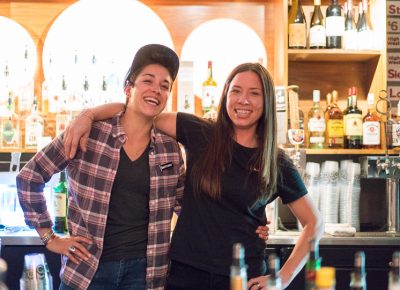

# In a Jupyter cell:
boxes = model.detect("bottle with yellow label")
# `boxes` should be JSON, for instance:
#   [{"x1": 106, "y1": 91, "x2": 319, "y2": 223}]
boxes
[{"x1": 230, "y1": 243, "x2": 247, "y2": 290}]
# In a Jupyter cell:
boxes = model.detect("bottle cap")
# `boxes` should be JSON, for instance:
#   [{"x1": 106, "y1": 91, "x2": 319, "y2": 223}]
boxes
[{"x1": 313, "y1": 90, "x2": 320, "y2": 102}]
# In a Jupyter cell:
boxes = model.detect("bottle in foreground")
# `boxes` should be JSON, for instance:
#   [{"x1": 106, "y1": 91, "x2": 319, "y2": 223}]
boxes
[
  {"x1": 230, "y1": 243, "x2": 247, "y2": 290},
  {"x1": 267, "y1": 253, "x2": 282, "y2": 290},
  {"x1": 53, "y1": 171, "x2": 68, "y2": 234},
  {"x1": 389, "y1": 251, "x2": 400, "y2": 290},
  {"x1": 20, "y1": 253, "x2": 53, "y2": 290},
  {"x1": 315, "y1": 267, "x2": 335, "y2": 290},
  {"x1": 350, "y1": 251, "x2": 367, "y2": 290},
  {"x1": 305, "y1": 239, "x2": 322, "y2": 290},
  {"x1": 0, "y1": 258, "x2": 9, "y2": 290}
]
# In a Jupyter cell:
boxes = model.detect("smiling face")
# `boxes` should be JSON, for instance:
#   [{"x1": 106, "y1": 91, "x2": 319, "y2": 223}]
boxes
[
  {"x1": 226, "y1": 70, "x2": 264, "y2": 134},
  {"x1": 126, "y1": 63, "x2": 172, "y2": 118}
]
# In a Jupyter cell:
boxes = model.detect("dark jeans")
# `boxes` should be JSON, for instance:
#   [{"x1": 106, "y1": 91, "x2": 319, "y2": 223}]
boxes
[
  {"x1": 165, "y1": 260, "x2": 230, "y2": 290},
  {"x1": 59, "y1": 257, "x2": 146, "y2": 290}
]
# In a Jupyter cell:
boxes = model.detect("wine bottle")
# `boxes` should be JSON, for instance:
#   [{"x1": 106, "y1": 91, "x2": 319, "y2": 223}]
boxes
[
  {"x1": 53, "y1": 170, "x2": 68, "y2": 233},
  {"x1": 266, "y1": 253, "x2": 282, "y2": 290},
  {"x1": 307, "y1": 90, "x2": 326, "y2": 149},
  {"x1": 326, "y1": 0, "x2": 344, "y2": 48},
  {"x1": 362, "y1": 93, "x2": 381, "y2": 149},
  {"x1": 288, "y1": 0, "x2": 307, "y2": 49},
  {"x1": 350, "y1": 251, "x2": 367, "y2": 290},
  {"x1": 202, "y1": 61, "x2": 218, "y2": 115},
  {"x1": 309, "y1": 0, "x2": 326, "y2": 49},
  {"x1": 388, "y1": 251, "x2": 400, "y2": 290},
  {"x1": 357, "y1": 0, "x2": 373, "y2": 50},
  {"x1": 230, "y1": 243, "x2": 247, "y2": 290},
  {"x1": 325, "y1": 90, "x2": 344, "y2": 148},
  {"x1": 305, "y1": 239, "x2": 322, "y2": 290},
  {"x1": 343, "y1": 0, "x2": 358, "y2": 50},
  {"x1": 344, "y1": 87, "x2": 362, "y2": 149}
]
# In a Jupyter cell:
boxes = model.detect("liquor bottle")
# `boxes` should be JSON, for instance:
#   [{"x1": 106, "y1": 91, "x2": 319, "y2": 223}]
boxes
[
  {"x1": 230, "y1": 243, "x2": 247, "y2": 290},
  {"x1": 344, "y1": 87, "x2": 362, "y2": 149},
  {"x1": 325, "y1": 0, "x2": 344, "y2": 49},
  {"x1": 53, "y1": 170, "x2": 68, "y2": 233},
  {"x1": 203, "y1": 98, "x2": 218, "y2": 121},
  {"x1": 202, "y1": 61, "x2": 218, "y2": 115},
  {"x1": 24, "y1": 96, "x2": 44, "y2": 149},
  {"x1": 388, "y1": 252, "x2": 400, "y2": 290},
  {"x1": 391, "y1": 100, "x2": 400, "y2": 148},
  {"x1": 309, "y1": 0, "x2": 326, "y2": 49},
  {"x1": 266, "y1": 253, "x2": 282, "y2": 290},
  {"x1": 343, "y1": 0, "x2": 358, "y2": 50},
  {"x1": 362, "y1": 93, "x2": 381, "y2": 149},
  {"x1": 356, "y1": 0, "x2": 373, "y2": 50},
  {"x1": 325, "y1": 90, "x2": 344, "y2": 148},
  {"x1": 0, "y1": 258, "x2": 9, "y2": 290},
  {"x1": 288, "y1": 0, "x2": 307, "y2": 49},
  {"x1": 315, "y1": 267, "x2": 336, "y2": 290},
  {"x1": 305, "y1": 239, "x2": 322, "y2": 290},
  {"x1": 307, "y1": 90, "x2": 326, "y2": 149},
  {"x1": 17, "y1": 45, "x2": 34, "y2": 117},
  {"x1": 349, "y1": 251, "x2": 367, "y2": 290},
  {"x1": 56, "y1": 76, "x2": 71, "y2": 137},
  {"x1": 0, "y1": 92, "x2": 20, "y2": 149}
]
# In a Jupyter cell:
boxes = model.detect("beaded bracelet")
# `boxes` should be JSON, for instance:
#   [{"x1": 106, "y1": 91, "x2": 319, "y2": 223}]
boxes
[{"x1": 40, "y1": 229, "x2": 55, "y2": 245}]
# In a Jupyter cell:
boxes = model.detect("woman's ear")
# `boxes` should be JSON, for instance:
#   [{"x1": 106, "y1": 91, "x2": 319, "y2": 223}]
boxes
[{"x1": 124, "y1": 85, "x2": 131, "y2": 98}]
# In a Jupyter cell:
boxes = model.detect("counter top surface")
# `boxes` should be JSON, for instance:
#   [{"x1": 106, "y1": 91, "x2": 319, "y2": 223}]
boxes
[
  {"x1": 1, "y1": 230, "x2": 399, "y2": 246},
  {"x1": 268, "y1": 231, "x2": 400, "y2": 246}
]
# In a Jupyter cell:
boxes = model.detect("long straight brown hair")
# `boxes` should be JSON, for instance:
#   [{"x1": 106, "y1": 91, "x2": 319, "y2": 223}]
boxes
[{"x1": 192, "y1": 63, "x2": 279, "y2": 201}]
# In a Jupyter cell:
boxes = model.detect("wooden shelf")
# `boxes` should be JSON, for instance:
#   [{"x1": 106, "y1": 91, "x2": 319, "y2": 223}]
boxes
[
  {"x1": 305, "y1": 149, "x2": 400, "y2": 155},
  {"x1": 0, "y1": 148, "x2": 37, "y2": 153},
  {"x1": 288, "y1": 49, "x2": 381, "y2": 62}
]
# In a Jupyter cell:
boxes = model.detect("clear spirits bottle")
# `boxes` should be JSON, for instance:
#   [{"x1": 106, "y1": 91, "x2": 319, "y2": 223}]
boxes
[
  {"x1": 307, "y1": 89, "x2": 326, "y2": 149},
  {"x1": 267, "y1": 253, "x2": 282, "y2": 290},
  {"x1": 350, "y1": 251, "x2": 367, "y2": 290},
  {"x1": 202, "y1": 61, "x2": 218, "y2": 115},
  {"x1": 388, "y1": 252, "x2": 400, "y2": 290},
  {"x1": 24, "y1": 96, "x2": 44, "y2": 150},
  {"x1": 0, "y1": 92, "x2": 20, "y2": 149}
]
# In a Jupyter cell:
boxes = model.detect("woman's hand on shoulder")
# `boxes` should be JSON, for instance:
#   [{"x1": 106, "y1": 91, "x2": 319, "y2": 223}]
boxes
[{"x1": 64, "y1": 109, "x2": 94, "y2": 159}]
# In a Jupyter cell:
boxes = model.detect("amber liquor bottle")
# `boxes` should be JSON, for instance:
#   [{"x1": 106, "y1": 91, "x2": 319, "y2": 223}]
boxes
[{"x1": 325, "y1": 90, "x2": 344, "y2": 148}]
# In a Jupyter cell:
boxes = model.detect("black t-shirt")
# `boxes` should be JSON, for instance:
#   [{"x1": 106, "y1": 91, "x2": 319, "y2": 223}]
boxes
[
  {"x1": 170, "y1": 113, "x2": 307, "y2": 277},
  {"x1": 101, "y1": 146, "x2": 150, "y2": 261}
]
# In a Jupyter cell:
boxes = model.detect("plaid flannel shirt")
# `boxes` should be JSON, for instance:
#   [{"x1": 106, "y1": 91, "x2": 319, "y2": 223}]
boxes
[{"x1": 17, "y1": 112, "x2": 185, "y2": 290}]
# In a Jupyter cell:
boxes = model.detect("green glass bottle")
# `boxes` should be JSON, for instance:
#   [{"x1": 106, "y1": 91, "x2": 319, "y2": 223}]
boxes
[
  {"x1": 53, "y1": 170, "x2": 68, "y2": 233},
  {"x1": 305, "y1": 239, "x2": 322, "y2": 290}
]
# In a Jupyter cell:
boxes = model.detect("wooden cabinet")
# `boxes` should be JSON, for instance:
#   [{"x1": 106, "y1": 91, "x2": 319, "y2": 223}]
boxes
[{"x1": 0, "y1": 0, "x2": 388, "y2": 155}]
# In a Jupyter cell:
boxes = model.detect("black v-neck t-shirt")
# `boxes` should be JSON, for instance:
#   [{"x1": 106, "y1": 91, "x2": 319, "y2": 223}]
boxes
[
  {"x1": 101, "y1": 145, "x2": 150, "y2": 261},
  {"x1": 170, "y1": 113, "x2": 307, "y2": 278}
]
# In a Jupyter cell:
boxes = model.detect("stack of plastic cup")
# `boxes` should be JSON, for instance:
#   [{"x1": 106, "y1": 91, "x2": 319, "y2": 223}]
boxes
[
  {"x1": 340, "y1": 162, "x2": 361, "y2": 231},
  {"x1": 19, "y1": 253, "x2": 53, "y2": 290},
  {"x1": 339, "y1": 160, "x2": 353, "y2": 223},
  {"x1": 319, "y1": 161, "x2": 340, "y2": 224},
  {"x1": 304, "y1": 162, "x2": 321, "y2": 209}
]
